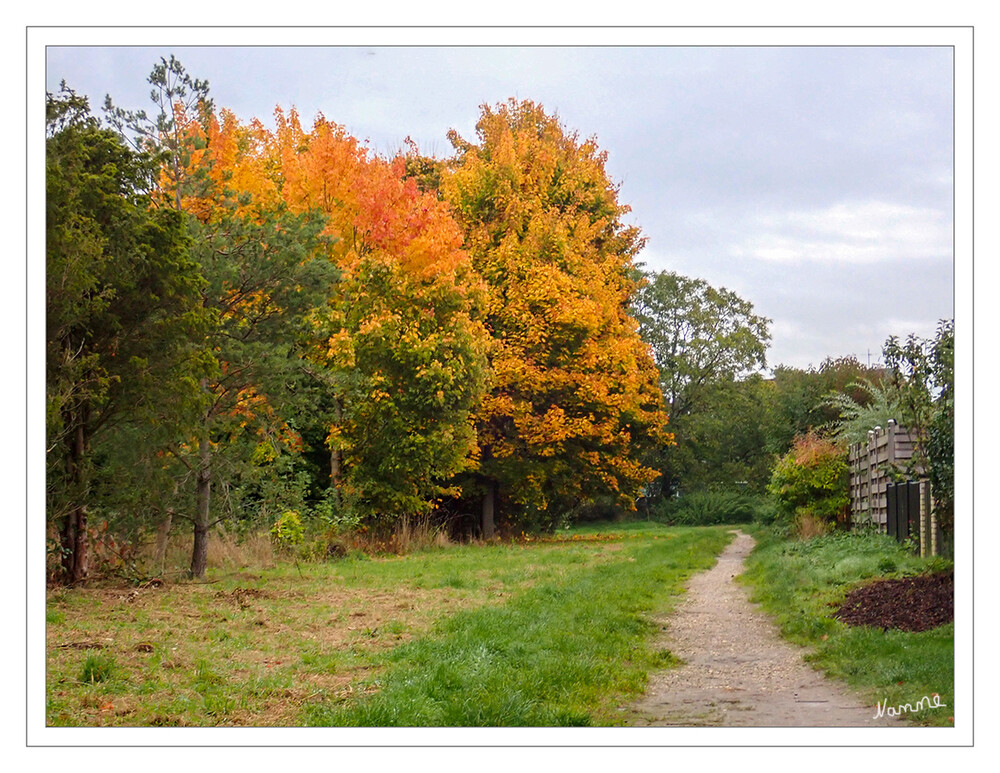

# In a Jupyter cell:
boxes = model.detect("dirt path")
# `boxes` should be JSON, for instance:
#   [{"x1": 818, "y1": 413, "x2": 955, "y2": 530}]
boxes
[{"x1": 625, "y1": 530, "x2": 901, "y2": 727}]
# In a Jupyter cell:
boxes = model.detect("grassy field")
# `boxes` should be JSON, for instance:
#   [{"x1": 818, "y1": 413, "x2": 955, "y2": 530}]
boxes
[
  {"x1": 46, "y1": 522, "x2": 732, "y2": 727},
  {"x1": 739, "y1": 527, "x2": 954, "y2": 727}
]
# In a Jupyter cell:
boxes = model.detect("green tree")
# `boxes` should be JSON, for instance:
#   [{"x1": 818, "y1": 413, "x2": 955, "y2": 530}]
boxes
[
  {"x1": 104, "y1": 54, "x2": 214, "y2": 210},
  {"x1": 107, "y1": 59, "x2": 338, "y2": 577},
  {"x1": 46, "y1": 85, "x2": 204, "y2": 583},
  {"x1": 768, "y1": 357, "x2": 886, "y2": 454},
  {"x1": 632, "y1": 270, "x2": 771, "y2": 496},
  {"x1": 178, "y1": 204, "x2": 334, "y2": 578},
  {"x1": 673, "y1": 374, "x2": 778, "y2": 493},
  {"x1": 883, "y1": 319, "x2": 954, "y2": 533}
]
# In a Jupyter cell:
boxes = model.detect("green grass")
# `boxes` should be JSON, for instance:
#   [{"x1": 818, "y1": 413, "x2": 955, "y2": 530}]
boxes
[
  {"x1": 46, "y1": 522, "x2": 731, "y2": 727},
  {"x1": 739, "y1": 527, "x2": 954, "y2": 726},
  {"x1": 79, "y1": 653, "x2": 116, "y2": 684},
  {"x1": 304, "y1": 525, "x2": 732, "y2": 726}
]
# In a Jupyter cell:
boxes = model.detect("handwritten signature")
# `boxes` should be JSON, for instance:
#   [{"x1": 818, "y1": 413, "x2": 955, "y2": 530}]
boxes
[{"x1": 873, "y1": 693, "x2": 947, "y2": 720}]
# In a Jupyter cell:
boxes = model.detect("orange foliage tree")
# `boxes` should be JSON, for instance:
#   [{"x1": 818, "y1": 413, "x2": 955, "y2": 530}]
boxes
[
  {"x1": 440, "y1": 100, "x2": 670, "y2": 532},
  {"x1": 106, "y1": 59, "x2": 337, "y2": 577},
  {"x1": 200, "y1": 107, "x2": 490, "y2": 522},
  {"x1": 169, "y1": 111, "x2": 334, "y2": 577}
]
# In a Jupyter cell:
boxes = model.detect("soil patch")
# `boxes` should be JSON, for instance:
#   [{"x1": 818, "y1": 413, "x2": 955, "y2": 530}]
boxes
[{"x1": 834, "y1": 572, "x2": 953, "y2": 632}]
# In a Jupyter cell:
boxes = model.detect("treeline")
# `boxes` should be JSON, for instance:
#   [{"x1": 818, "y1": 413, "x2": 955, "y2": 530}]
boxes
[{"x1": 47, "y1": 57, "x2": 672, "y2": 582}]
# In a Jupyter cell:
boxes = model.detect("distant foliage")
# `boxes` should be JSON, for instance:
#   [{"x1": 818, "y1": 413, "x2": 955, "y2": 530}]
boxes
[
  {"x1": 768, "y1": 357, "x2": 888, "y2": 454},
  {"x1": 632, "y1": 271, "x2": 771, "y2": 497}
]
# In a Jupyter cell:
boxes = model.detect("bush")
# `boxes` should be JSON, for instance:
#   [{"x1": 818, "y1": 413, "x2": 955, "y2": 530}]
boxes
[
  {"x1": 751, "y1": 497, "x2": 780, "y2": 526},
  {"x1": 651, "y1": 489, "x2": 760, "y2": 526},
  {"x1": 269, "y1": 510, "x2": 305, "y2": 552},
  {"x1": 298, "y1": 492, "x2": 358, "y2": 560},
  {"x1": 767, "y1": 432, "x2": 849, "y2": 528}
]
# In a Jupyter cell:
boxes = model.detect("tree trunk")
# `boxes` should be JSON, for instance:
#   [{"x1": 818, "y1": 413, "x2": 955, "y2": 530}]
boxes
[
  {"x1": 481, "y1": 480, "x2": 496, "y2": 540},
  {"x1": 190, "y1": 433, "x2": 211, "y2": 579},
  {"x1": 60, "y1": 505, "x2": 87, "y2": 584},
  {"x1": 60, "y1": 406, "x2": 89, "y2": 584},
  {"x1": 330, "y1": 448, "x2": 341, "y2": 486},
  {"x1": 330, "y1": 395, "x2": 343, "y2": 487},
  {"x1": 154, "y1": 509, "x2": 173, "y2": 575}
]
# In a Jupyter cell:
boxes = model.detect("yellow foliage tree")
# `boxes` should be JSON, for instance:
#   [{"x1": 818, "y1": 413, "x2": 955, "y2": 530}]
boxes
[{"x1": 441, "y1": 100, "x2": 670, "y2": 532}]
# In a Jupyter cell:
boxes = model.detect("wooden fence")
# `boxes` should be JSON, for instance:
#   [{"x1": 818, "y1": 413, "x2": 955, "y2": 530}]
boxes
[
  {"x1": 848, "y1": 420, "x2": 943, "y2": 557},
  {"x1": 847, "y1": 419, "x2": 918, "y2": 529}
]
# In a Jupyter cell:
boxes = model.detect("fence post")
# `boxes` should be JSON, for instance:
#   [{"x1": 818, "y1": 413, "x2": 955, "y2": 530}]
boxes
[
  {"x1": 906, "y1": 480, "x2": 920, "y2": 549},
  {"x1": 925, "y1": 480, "x2": 939, "y2": 557},
  {"x1": 919, "y1": 479, "x2": 929, "y2": 557},
  {"x1": 886, "y1": 481, "x2": 897, "y2": 541}
]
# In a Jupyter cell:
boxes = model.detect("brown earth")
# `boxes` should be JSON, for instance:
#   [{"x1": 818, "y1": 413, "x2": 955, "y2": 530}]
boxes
[
  {"x1": 624, "y1": 530, "x2": 902, "y2": 727},
  {"x1": 833, "y1": 571, "x2": 953, "y2": 632}
]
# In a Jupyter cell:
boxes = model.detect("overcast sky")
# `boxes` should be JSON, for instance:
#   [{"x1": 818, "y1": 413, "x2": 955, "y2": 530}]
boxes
[{"x1": 45, "y1": 44, "x2": 955, "y2": 371}]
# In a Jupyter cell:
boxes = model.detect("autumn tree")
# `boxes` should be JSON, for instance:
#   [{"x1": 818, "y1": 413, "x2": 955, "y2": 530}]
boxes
[
  {"x1": 107, "y1": 62, "x2": 337, "y2": 578},
  {"x1": 441, "y1": 99, "x2": 669, "y2": 533},
  {"x1": 214, "y1": 107, "x2": 491, "y2": 525},
  {"x1": 632, "y1": 270, "x2": 771, "y2": 496},
  {"x1": 46, "y1": 85, "x2": 204, "y2": 582}
]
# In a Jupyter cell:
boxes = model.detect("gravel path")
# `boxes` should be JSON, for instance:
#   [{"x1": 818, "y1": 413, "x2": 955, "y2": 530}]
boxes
[{"x1": 625, "y1": 530, "x2": 902, "y2": 727}]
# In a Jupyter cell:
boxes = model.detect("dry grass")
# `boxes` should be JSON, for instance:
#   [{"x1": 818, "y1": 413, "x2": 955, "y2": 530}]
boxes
[
  {"x1": 343, "y1": 516, "x2": 453, "y2": 555},
  {"x1": 46, "y1": 529, "x2": 632, "y2": 726},
  {"x1": 51, "y1": 515, "x2": 461, "y2": 586},
  {"x1": 46, "y1": 567, "x2": 495, "y2": 726},
  {"x1": 795, "y1": 511, "x2": 830, "y2": 539},
  {"x1": 145, "y1": 528, "x2": 277, "y2": 578}
]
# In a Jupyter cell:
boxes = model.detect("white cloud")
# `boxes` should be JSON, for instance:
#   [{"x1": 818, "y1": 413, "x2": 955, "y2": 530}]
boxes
[{"x1": 730, "y1": 200, "x2": 952, "y2": 264}]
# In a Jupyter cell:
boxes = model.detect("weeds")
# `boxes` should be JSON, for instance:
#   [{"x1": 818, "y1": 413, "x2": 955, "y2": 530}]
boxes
[{"x1": 80, "y1": 653, "x2": 115, "y2": 684}]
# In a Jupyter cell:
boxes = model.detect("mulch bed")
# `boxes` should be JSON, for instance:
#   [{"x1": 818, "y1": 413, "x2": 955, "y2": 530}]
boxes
[{"x1": 833, "y1": 572, "x2": 953, "y2": 632}]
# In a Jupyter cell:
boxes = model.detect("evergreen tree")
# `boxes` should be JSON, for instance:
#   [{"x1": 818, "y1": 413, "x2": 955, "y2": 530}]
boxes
[{"x1": 46, "y1": 85, "x2": 204, "y2": 582}]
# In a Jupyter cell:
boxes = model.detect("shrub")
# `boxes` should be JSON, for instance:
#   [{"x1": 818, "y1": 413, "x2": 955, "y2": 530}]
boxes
[
  {"x1": 269, "y1": 510, "x2": 305, "y2": 552},
  {"x1": 767, "y1": 432, "x2": 849, "y2": 528},
  {"x1": 751, "y1": 497, "x2": 780, "y2": 526},
  {"x1": 652, "y1": 489, "x2": 759, "y2": 526}
]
